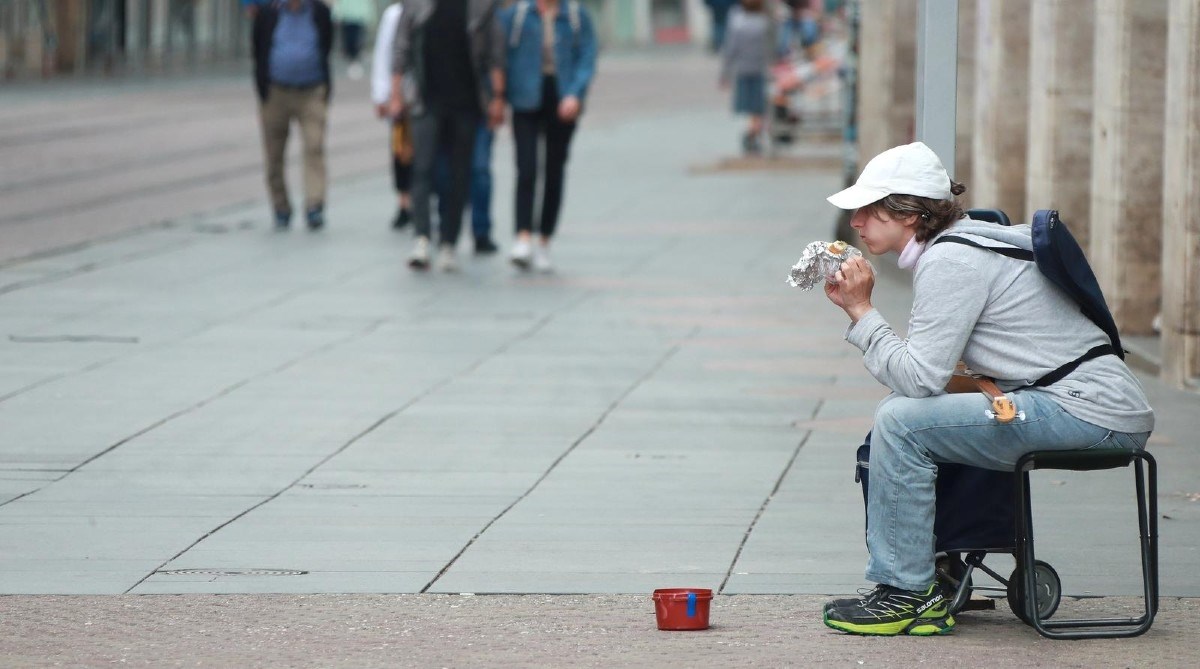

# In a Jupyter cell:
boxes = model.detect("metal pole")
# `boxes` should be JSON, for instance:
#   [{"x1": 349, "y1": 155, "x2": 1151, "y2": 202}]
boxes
[{"x1": 915, "y1": 0, "x2": 959, "y2": 177}]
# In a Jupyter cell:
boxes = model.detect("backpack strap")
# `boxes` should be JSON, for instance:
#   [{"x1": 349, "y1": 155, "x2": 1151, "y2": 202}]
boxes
[
  {"x1": 1032, "y1": 344, "x2": 1118, "y2": 387},
  {"x1": 932, "y1": 234, "x2": 1033, "y2": 261},
  {"x1": 930, "y1": 233, "x2": 1118, "y2": 387}
]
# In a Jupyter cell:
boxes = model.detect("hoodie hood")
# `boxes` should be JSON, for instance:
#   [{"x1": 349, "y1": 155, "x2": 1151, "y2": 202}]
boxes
[{"x1": 932, "y1": 218, "x2": 1033, "y2": 251}]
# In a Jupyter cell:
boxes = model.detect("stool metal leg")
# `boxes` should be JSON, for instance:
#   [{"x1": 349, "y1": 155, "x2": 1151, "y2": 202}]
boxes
[{"x1": 1014, "y1": 449, "x2": 1158, "y2": 639}]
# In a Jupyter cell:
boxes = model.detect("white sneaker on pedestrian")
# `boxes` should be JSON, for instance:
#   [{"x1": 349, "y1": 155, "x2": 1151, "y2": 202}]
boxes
[
  {"x1": 347, "y1": 62, "x2": 364, "y2": 80},
  {"x1": 409, "y1": 236, "x2": 431, "y2": 270},
  {"x1": 437, "y1": 245, "x2": 459, "y2": 272},
  {"x1": 532, "y1": 244, "x2": 553, "y2": 273},
  {"x1": 511, "y1": 238, "x2": 533, "y2": 270}
]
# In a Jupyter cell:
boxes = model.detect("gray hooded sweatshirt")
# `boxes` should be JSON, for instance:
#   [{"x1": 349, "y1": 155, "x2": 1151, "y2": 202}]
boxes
[{"x1": 845, "y1": 218, "x2": 1154, "y2": 434}]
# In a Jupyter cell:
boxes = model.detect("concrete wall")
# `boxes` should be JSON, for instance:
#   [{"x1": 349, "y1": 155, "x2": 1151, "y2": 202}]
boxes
[{"x1": 1161, "y1": 0, "x2": 1200, "y2": 387}]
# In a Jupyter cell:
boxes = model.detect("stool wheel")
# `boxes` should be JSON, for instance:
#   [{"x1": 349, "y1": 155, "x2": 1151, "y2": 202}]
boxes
[{"x1": 1007, "y1": 560, "x2": 1061, "y2": 624}]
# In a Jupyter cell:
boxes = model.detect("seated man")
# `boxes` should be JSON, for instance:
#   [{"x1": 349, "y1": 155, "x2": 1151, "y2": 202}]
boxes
[{"x1": 819, "y1": 142, "x2": 1154, "y2": 636}]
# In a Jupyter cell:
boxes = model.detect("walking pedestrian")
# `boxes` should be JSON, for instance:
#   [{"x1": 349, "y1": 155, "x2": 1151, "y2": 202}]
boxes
[
  {"x1": 371, "y1": 0, "x2": 413, "y2": 230},
  {"x1": 332, "y1": 0, "x2": 373, "y2": 79},
  {"x1": 252, "y1": 0, "x2": 334, "y2": 230},
  {"x1": 501, "y1": 0, "x2": 598, "y2": 273},
  {"x1": 720, "y1": 0, "x2": 775, "y2": 155},
  {"x1": 390, "y1": 0, "x2": 507, "y2": 272}
]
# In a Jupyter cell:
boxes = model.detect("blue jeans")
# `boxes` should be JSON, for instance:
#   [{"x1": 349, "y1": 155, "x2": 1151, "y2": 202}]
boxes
[
  {"x1": 470, "y1": 123, "x2": 494, "y2": 240},
  {"x1": 434, "y1": 122, "x2": 494, "y2": 241},
  {"x1": 866, "y1": 389, "x2": 1150, "y2": 592}
]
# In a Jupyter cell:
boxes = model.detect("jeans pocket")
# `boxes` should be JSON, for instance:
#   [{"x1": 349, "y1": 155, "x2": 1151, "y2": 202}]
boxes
[{"x1": 1084, "y1": 430, "x2": 1149, "y2": 450}]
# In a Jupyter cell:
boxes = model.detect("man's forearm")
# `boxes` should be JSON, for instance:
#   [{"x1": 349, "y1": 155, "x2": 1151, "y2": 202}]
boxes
[{"x1": 390, "y1": 73, "x2": 403, "y2": 100}]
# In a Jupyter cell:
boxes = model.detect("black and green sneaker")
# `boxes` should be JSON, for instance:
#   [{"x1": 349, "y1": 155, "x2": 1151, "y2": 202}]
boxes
[{"x1": 823, "y1": 583, "x2": 955, "y2": 636}]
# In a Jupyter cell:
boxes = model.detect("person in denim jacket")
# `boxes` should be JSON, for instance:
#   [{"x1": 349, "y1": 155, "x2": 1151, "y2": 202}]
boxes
[{"x1": 499, "y1": 0, "x2": 597, "y2": 273}]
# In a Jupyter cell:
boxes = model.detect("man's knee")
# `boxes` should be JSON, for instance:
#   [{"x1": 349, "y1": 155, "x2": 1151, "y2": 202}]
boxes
[{"x1": 873, "y1": 396, "x2": 925, "y2": 439}]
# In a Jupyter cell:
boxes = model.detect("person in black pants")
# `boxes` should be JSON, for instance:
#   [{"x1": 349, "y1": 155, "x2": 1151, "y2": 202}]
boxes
[
  {"x1": 510, "y1": 76, "x2": 576, "y2": 271},
  {"x1": 501, "y1": 0, "x2": 598, "y2": 273},
  {"x1": 390, "y1": 0, "x2": 505, "y2": 272}
]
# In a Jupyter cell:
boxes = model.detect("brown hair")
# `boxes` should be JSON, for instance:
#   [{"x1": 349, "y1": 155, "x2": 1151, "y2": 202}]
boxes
[
  {"x1": 862, "y1": 181, "x2": 967, "y2": 242},
  {"x1": 741, "y1": 0, "x2": 766, "y2": 11}
]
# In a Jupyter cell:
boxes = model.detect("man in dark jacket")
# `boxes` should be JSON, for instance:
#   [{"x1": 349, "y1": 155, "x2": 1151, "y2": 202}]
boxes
[
  {"x1": 389, "y1": 0, "x2": 506, "y2": 272},
  {"x1": 252, "y1": 0, "x2": 334, "y2": 230}
]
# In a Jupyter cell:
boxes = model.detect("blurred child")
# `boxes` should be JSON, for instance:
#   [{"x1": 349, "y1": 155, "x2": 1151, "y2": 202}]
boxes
[{"x1": 720, "y1": 0, "x2": 775, "y2": 155}]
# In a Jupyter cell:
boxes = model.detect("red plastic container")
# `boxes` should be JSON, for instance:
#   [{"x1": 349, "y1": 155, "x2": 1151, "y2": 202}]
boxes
[{"x1": 652, "y1": 588, "x2": 713, "y2": 630}]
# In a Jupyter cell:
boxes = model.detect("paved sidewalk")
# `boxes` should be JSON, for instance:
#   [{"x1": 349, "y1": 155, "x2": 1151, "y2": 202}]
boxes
[{"x1": 1, "y1": 51, "x2": 1198, "y2": 665}]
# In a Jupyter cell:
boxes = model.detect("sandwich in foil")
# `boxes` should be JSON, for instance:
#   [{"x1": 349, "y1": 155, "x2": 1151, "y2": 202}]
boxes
[{"x1": 786, "y1": 240, "x2": 869, "y2": 290}]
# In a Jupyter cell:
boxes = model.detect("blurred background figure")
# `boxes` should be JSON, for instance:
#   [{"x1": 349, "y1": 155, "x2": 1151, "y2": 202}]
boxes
[
  {"x1": 719, "y1": 0, "x2": 774, "y2": 156},
  {"x1": 332, "y1": 0, "x2": 375, "y2": 80},
  {"x1": 704, "y1": 0, "x2": 738, "y2": 53},
  {"x1": 390, "y1": 0, "x2": 507, "y2": 273},
  {"x1": 434, "y1": 123, "x2": 500, "y2": 255},
  {"x1": 371, "y1": 0, "x2": 413, "y2": 231},
  {"x1": 242, "y1": 0, "x2": 269, "y2": 19},
  {"x1": 252, "y1": 0, "x2": 334, "y2": 230},
  {"x1": 778, "y1": 0, "x2": 822, "y2": 60},
  {"x1": 501, "y1": 0, "x2": 598, "y2": 274}
]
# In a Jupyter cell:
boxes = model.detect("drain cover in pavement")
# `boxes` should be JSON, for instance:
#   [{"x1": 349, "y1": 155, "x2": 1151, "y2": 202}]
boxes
[{"x1": 156, "y1": 568, "x2": 308, "y2": 577}]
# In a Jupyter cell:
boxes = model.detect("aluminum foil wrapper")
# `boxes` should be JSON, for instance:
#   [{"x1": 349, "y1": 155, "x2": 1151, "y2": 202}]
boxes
[{"x1": 786, "y1": 241, "x2": 868, "y2": 290}]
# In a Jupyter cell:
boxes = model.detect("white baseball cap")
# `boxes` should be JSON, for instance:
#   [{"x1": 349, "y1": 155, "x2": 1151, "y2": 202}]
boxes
[{"x1": 826, "y1": 141, "x2": 953, "y2": 209}]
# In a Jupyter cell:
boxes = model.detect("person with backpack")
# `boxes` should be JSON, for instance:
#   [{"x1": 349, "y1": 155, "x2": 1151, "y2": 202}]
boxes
[
  {"x1": 500, "y1": 0, "x2": 598, "y2": 273},
  {"x1": 817, "y1": 141, "x2": 1154, "y2": 636}
]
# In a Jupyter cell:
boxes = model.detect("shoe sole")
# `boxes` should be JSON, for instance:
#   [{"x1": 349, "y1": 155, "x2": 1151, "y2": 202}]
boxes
[{"x1": 823, "y1": 611, "x2": 955, "y2": 637}]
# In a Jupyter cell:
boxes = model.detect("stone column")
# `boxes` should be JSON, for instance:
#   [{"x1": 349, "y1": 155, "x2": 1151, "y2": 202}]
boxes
[
  {"x1": 954, "y1": 0, "x2": 975, "y2": 194},
  {"x1": 149, "y1": 0, "x2": 169, "y2": 61},
  {"x1": 971, "y1": 0, "x2": 1030, "y2": 220},
  {"x1": 857, "y1": 0, "x2": 917, "y2": 165},
  {"x1": 1025, "y1": 0, "x2": 1093, "y2": 243},
  {"x1": 125, "y1": 0, "x2": 145, "y2": 66},
  {"x1": 1161, "y1": 0, "x2": 1200, "y2": 387},
  {"x1": 631, "y1": 0, "x2": 653, "y2": 46},
  {"x1": 1089, "y1": 0, "x2": 1168, "y2": 335}
]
